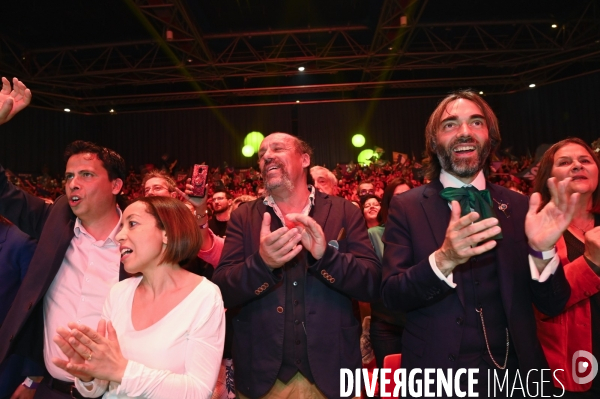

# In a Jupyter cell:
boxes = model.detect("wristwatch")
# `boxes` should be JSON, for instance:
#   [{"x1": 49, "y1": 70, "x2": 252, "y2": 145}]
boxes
[
  {"x1": 193, "y1": 210, "x2": 209, "y2": 229},
  {"x1": 528, "y1": 244, "x2": 557, "y2": 260},
  {"x1": 22, "y1": 377, "x2": 40, "y2": 389}
]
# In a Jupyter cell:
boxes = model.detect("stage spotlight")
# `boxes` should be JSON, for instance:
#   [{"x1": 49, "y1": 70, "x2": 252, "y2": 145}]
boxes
[
  {"x1": 529, "y1": 83, "x2": 536, "y2": 88},
  {"x1": 298, "y1": 66, "x2": 305, "y2": 72},
  {"x1": 64, "y1": 108, "x2": 71, "y2": 112},
  {"x1": 242, "y1": 145, "x2": 255, "y2": 157},
  {"x1": 244, "y1": 131, "x2": 264, "y2": 152},
  {"x1": 352, "y1": 134, "x2": 366, "y2": 148},
  {"x1": 358, "y1": 149, "x2": 374, "y2": 166}
]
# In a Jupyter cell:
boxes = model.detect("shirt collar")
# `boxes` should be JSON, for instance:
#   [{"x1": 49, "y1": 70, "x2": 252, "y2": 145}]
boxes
[
  {"x1": 440, "y1": 169, "x2": 486, "y2": 190},
  {"x1": 263, "y1": 185, "x2": 316, "y2": 226},
  {"x1": 74, "y1": 207, "x2": 123, "y2": 247}
]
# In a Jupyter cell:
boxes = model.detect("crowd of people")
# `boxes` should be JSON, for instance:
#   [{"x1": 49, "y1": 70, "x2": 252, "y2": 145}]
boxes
[
  {"x1": 0, "y1": 76, "x2": 598, "y2": 399},
  {"x1": 6, "y1": 152, "x2": 538, "y2": 217}
]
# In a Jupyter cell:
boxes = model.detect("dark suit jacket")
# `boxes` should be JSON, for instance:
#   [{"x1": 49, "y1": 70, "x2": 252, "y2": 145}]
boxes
[
  {"x1": 0, "y1": 166, "x2": 127, "y2": 367},
  {"x1": 213, "y1": 191, "x2": 381, "y2": 399},
  {"x1": 381, "y1": 179, "x2": 570, "y2": 373}
]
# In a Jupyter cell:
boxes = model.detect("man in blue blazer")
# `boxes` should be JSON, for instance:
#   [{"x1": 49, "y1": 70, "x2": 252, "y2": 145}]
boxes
[
  {"x1": 382, "y1": 91, "x2": 573, "y2": 397},
  {"x1": 214, "y1": 133, "x2": 381, "y2": 399}
]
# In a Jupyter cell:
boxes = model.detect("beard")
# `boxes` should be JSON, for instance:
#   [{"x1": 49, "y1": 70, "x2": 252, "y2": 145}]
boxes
[
  {"x1": 262, "y1": 161, "x2": 294, "y2": 194},
  {"x1": 436, "y1": 136, "x2": 491, "y2": 178},
  {"x1": 213, "y1": 205, "x2": 228, "y2": 214}
]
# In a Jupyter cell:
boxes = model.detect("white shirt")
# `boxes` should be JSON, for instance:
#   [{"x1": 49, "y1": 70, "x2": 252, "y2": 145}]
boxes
[
  {"x1": 75, "y1": 276, "x2": 225, "y2": 399},
  {"x1": 44, "y1": 210, "x2": 122, "y2": 381},
  {"x1": 429, "y1": 169, "x2": 558, "y2": 287}
]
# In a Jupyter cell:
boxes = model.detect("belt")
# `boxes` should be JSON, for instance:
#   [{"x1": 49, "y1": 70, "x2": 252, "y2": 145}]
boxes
[{"x1": 47, "y1": 377, "x2": 88, "y2": 399}]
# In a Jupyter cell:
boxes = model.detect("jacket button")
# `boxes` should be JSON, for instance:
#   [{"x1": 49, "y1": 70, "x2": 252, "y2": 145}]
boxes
[
  {"x1": 255, "y1": 290, "x2": 260, "y2": 295},
  {"x1": 277, "y1": 306, "x2": 284, "y2": 313},
  {"x1": 456, "y1": 317, "x2": 463, "y2": 325},
  {"x1": 9, "y1": 335, "x2": 14, "y2": 342},
  {"x1": 448, "y1": 354, "x2": 456, "y2": 362},
  {"x1": 294, "y1": 319, "x2": 300, "y2": 325},
  {"x1": 293, "y1": 281, "x2": 298, "y2": 286},
  {"x1": 321, "y1": 270, "x2": 327, "y2": 276},
  {"x1": 329, "y1": 277, "x2": 335, "y2": 283},
  {"x1": 27, "y1": 302, "x2": 33, "y2": 310}
]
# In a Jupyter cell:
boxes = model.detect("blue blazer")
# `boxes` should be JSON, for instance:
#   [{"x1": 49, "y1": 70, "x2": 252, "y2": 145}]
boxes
[
  {"x1": 381, "y1": 179, "x2": 570, "y2": 373},
  {"x1": 213, "y1": 191, "x2": 381, "y2": 398}
]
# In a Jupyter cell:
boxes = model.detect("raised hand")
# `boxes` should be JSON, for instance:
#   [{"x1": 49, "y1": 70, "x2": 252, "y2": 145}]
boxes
[
  {"x1": 0, "y1": 77, "x2": 32, "y2": 125},
  {"x1": 434, "y1": 201, "x2": 501, "y2": 276},
  {"x1": 177, "y1": 178, "x2": 208, "y2": 210},
  {"x1": 285, "y1": 213, "x2": 327, "y2": 260},
  {"x1": 259, "y1": 212, "x2": 303, "y2": 269},
  {"x1": 526, "y1": 177, "x2": 578, "y2": 252}
]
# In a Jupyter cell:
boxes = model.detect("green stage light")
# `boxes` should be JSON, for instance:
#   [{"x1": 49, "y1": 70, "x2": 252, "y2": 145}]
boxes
[
  {"x1": 244, "y1": 131, "x2": 264, "y2": 152},
  {"x1": 242, "y1": 145, "x2": 255, "y2": 157},
  {"x1": 357, "y1": 149, "x2": 374, "y2": 165},
  {"x1": 352, "y1": 134, "x2": 366, "y2": 148}
]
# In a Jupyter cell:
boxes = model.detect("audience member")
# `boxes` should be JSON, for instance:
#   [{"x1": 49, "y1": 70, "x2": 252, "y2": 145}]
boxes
[
  {"x1": 142, "y1": 170, "x2": 177, "y2": 198},
  {"x1": 52, "y1": 196, "x2": 224, "y2": 399},
  {"x1": 360, "y1": 194, "x2": 381, "y2": 229},
  {"x1": 310, "y1": 166, "x2": 338, "y2": 196},
  {"x1": 381, "y1": 90, "x2": 573, "y2": 396},
  {"x1": 0, "y1": 118, "x2": 128, "y2": 399},
  {"x1": 209, "y1": 190, "x2": 233, "y2": 238},
  {"x1": 366, "y1": 178, "x2": 413, "y2": 369},
  {"x1": 0, "y1": 217, "x2": 42, "y2": 398},
  {"x1": 213, "y1": 133, "x2": 380, "y2": 398},
  {"x1": 533, "y1": 138, "x2": 600, "y2": 398}
]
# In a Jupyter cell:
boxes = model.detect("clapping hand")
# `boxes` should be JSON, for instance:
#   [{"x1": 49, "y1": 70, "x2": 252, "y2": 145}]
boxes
[
  {"x1": 527, "y1": 177, "x2": 578, "y2": 252},
  {"x1": 259, "y1": 212, "x2": 303, "y2": 269},
  {"x1": 52, "y1": 320, "x2": 128, "y2": 383},
  {"x1": 285, "y1": 213, "x2": 327, "y2": 260},
  {"x1": 434, "y1": 201, "x2": 501, "y2": 276},
  {"x1": 0, "y1": 77, "x2": 31, "y2": 125}
]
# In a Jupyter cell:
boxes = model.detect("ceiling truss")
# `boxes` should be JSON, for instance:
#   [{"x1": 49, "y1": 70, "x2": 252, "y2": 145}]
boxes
[{"x1": 0, "y1": 0, "x2": 599, "y2": 113}]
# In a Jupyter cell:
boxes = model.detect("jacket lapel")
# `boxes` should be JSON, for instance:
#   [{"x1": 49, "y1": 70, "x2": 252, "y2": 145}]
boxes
[
  {"x1": 487, "y1": 183, "x2": 516, "y2": 317},
  {"x1": 421, "y1": 179, "x2": 451, "y2": 249},
  {"x1": 310, "y1": 192, "x2": 332, "y2": 237}
]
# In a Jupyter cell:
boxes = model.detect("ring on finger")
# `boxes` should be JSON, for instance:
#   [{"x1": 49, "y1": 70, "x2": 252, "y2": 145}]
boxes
[{"x1": 87, "y1": 352, "x2": 93, "y2": 362}]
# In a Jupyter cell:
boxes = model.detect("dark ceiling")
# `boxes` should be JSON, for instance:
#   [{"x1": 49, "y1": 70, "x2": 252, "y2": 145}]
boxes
[{"x1": 1, "y1": 0, "x2": 599, "y2": 114}]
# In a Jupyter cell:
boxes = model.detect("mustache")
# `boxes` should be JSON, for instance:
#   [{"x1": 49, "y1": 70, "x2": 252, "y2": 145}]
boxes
[
  {"x1": 449, "y1": 136, "x2": 478, "y2": 148},
  {"x1": 261, "y1": 161, "x2": 285, "y2": 176}
]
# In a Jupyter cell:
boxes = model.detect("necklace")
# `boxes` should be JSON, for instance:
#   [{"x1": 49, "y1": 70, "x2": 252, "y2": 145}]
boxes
[{"x1": 569, "y1": 219, "x2": 594, "y2": 235}]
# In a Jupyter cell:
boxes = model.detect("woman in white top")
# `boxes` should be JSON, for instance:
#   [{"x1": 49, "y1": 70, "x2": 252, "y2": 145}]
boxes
[{"x1": 51, "y1": 196, "x2": 225, "y2": 399}]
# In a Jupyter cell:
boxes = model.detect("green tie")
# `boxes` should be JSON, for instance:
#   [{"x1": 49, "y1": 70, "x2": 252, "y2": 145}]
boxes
[{"x1": 440, "y1": 186, "x2": 502, "y2": 239}]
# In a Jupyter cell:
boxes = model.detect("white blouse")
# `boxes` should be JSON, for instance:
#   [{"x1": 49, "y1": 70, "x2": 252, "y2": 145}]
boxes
[{"x1": 74, "y1": 276, "x2": 225, "y2": 399}]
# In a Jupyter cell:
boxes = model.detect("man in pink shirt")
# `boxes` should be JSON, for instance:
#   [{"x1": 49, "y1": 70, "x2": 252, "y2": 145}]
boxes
[{"x1": 0, "y1": 77, "x2": 129, "y2": 399}]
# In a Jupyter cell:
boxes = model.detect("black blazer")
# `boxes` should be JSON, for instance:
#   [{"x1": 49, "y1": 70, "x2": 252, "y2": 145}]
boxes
[
  {"x1": 381, "y1": 179, "x2": 570, "y2": 372},
  {"x1": 213, "y1": 191, "x2": 381, "y2": 398}
]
